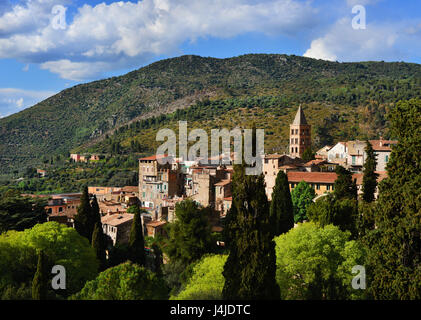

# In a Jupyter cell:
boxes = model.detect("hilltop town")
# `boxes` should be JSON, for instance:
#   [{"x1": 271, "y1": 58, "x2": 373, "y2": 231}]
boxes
[{"x1": 40, "y1": 106, "x2": 396, "y2": 247}]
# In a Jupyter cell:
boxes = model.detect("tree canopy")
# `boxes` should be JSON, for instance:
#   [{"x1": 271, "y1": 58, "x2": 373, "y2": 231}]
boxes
[
  {"x1": 275, "y1": 222, "x2": 366, "y2": 300},
  {"x1": 172, "y1": 254, "x2": 227, "y2": 300},
  {"x1": 0, "y1": 221, "x2": 98, "y2": 296},
  {"x1": 291, "y1": 180, "x2": 316, "y2": 223},
  {"x1": 71, "y1": 262, "x2": 168, "y2": 300}
]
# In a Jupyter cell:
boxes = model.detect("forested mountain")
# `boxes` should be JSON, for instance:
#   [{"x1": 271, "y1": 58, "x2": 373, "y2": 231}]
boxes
[{"x1": 1, "y1": 54, "x2": 421, "y2": 174}]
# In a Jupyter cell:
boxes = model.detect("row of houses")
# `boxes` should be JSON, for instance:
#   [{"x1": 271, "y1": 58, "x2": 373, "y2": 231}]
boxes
[
  {"x1": 135, "y1": 106, "x2": 395, "y2": 234},
  {"x1": 321, "y1": 139, "x2": 396, "y2": 173}
]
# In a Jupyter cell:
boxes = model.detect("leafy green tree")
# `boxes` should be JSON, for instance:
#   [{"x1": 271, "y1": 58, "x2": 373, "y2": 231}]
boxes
[
  {"x1": 0, "y1": 222, "x2": 98, "y2": 296},
  {"x1": 128, "y1": 205, "x2": 145, "y2": 266},
  {"x1": 74, "y1": 186, "x2": 98, "y2": 242},
  {"x1": 365, "y1": 99, "x2": 421, "y2": 299},
  {"x1": 269, "y1": 170, "x2": 294, "y2": 236},
  {"x1": 71, "y1": 262, "x2": 168, "y2": 300},
  {"x1": 165, "y1": 200, "x2": 215, "y2": 265},
  {"x1": 222, "y1": 165, "x2": 280, "y2": 300},
  {"x1": 301, "y1": 147, "x2": 315, "y2": 162},
  {"x1": 172, "y1": 254, "x2": 227, "y2": 300},
  {"x1": 32, "y1": 250, "x2": 48, "y2": 300},
  {"x1": 362, "y1": 140, "x2": 378, "y2": 203},
  {"x1": 74, "y1": 186, "x2": 93, "y2": 240},
  {"x1": 92, "y1": 222, "x2": 106, "y2": 271},
  {"x1": 334, "y1": 166, "x2": 357, "y2": 200},
  {"x1": 0, "y1": 194, "x2": 47, "y2": 233},
  {"x1": 291, "y1": 180, "x2": 316, "y2": 223},
  {"x1": 275, "y1": 222, "x2": 366, "y2": 300},
  {"x1": 307, "y1": 194, "x2": 358, "y2": 238}
]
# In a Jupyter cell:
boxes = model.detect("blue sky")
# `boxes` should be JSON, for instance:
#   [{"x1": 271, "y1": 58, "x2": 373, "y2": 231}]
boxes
[{"x1": 0, "y1": 0, "x2": 420, "y2": 117}]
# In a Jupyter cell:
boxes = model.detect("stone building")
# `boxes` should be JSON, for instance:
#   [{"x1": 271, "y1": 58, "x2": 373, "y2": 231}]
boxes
[
  {"x1": 138, "y1": 154, "x2": 183, "y2": 210},
  {"x1": 263, "y1": 154, "x2": 304, "y2": 200},
  {"x1": 101, "y1": 213, "x2": 134, "y2": 246},
  {"x1": 289, "y1": 106, "x2": 311, "y2": 158}
]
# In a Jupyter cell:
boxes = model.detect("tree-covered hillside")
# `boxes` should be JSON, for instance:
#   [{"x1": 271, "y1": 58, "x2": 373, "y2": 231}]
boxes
[{"x1": 1, "y1": 54, "x2": 421, "y2": 173}]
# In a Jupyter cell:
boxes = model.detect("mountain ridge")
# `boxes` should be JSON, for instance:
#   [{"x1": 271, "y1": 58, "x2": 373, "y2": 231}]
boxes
[{"x1": 1, "y1": 53, "x2": 421, "y2": 173}]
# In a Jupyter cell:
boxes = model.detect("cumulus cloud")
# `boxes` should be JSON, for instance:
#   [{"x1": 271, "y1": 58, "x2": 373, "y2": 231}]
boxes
[
  {"x1": 303, "y1": 17, "x2": 421, "y2": 62},
  {"x1": 0, "y1": 88, "x2": 56, "y2": 117},
  {"x1": 0, "y1": 0, "x2": 319, "y2": 80}
]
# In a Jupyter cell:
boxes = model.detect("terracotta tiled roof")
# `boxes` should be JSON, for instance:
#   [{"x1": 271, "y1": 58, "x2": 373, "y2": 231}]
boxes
[
  {"x1": 224, "y1": 197, "x2": 232, "y2": 201},
  {"x1": 265, "y1": 153, "x2": 282, "y2": 159},
  {"x1": 304, "y1": 159, "x2": 327, "y2": 166},
  {"x1": 121, "y1": 186, "x2": 138, "y2": 193},
  {"x1": 287, "y1": 172, "x2": 338, "y2": 184},
  {"x1": 139, "y1": 154, "x2": 169, "y2": 161},
  {"x1": 288, "y1": 171, "x2": 388, "y2": 185},
  {"x1": 101, "y1": 213, "x2": 133, "y2": 226},
  {"x1": 369, "y1": 140, "x2": 398, "y2": 151}
]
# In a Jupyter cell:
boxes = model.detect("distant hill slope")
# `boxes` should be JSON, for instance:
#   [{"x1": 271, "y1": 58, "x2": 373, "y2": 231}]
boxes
[{"x1": 1, "y1": 54, "x2": 421, "y2": 173}]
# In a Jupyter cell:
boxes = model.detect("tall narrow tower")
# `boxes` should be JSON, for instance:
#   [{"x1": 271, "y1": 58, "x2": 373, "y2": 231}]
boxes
[{"x1": 290, "y1": 106, "x2": 311, "y2": 158}]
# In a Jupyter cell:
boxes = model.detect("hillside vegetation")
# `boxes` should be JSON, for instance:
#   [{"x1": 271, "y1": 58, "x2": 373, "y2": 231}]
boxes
[{"x1": 1, "y1": 54, "x2": 421, "y2": 174}]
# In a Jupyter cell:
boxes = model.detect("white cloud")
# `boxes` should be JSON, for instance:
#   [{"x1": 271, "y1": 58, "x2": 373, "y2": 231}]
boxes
[
  {"x1": 0, "y1": 0, "x2": 319, "y2": 80},
  {"x1": 346, "y1": 0, "x2": 380, "y2": 7},
  {"x1": 0, "y1": 88, "x2": 56, "y2": 117},
  {"x1": 303, "y1": 17, "x2": 421, "y2": 62}
]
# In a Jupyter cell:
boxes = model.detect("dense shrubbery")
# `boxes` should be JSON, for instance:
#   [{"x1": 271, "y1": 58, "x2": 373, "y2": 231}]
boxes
[
  {"x1": 71, "y1": 262, "x2": 168, "y2": 300},
  {"x1": 0, "y1": 222, "x2": 99, "y2": 298}
]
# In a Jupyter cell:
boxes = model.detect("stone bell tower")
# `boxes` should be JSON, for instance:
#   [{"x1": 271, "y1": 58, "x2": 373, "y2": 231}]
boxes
[{"x1": 289, "y1": 106, "x2": 311, "y2": 158}]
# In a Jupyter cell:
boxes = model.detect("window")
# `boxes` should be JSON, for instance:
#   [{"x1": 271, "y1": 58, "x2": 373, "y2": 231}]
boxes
[
  {"x1": 295, "y1": 147, "x2": 298, "y2": 153},
  {"x1": 295, "y1": 129, "x2": 298, "y2": 134},
  {"x1": 265, "y1": 159, "x2": 268, "y2": 164},
  {"x1": 291, "y1": 148, "x2": 294, "y2": 153},
  {"x1": 59, "y1": 207, "x2": 63, "y2": 212},
  {"x1": 385, "y1": 155, "x2": 389, "y2": 162},
  {"x1": 295, "y1": 138, "x2": 298, "y2": 144},
  {"x1": 352, "y1": 155, "x2": 356, "y2": 165},
  {"x1": 316, "y1": 184, "x2": 320, "y2": 190},
  {"x1": 327, "y1": 185, "x2": 331, "y2": 191},
  {"x1": 291, "y1": 129, "x2": 294, "y2": 135}
]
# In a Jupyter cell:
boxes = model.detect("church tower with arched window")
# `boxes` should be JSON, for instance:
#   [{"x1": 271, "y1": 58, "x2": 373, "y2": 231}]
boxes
[{"x1": 290, "y1": 106, "x2": 311, "y2": 158}]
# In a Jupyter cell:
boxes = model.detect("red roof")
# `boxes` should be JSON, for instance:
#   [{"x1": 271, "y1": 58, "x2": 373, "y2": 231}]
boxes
[
  {"x1": 369, "y1": 140, "x2": 397, "y2": 151},
  {"x1": 288, "y1": 171, "x2": 388, "y2": 185},
  {"x1": 139, "y1": 154, "x2": 168, "y2": 161},
  {"x1": 224, "y1": 197, "x2": 232, "y2": 201},
  {"x1": 287, "y1": 172, "x2": 338, "y2": 184},
  {"x1": 304, "y1": 159, "x2": 327, "y2": 166}
]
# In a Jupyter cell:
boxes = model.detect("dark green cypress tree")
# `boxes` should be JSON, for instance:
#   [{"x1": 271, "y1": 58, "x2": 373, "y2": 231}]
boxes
[
  {"x1": 362, "y1": 140, "x2": 379, "y2": 203},
  {"x1": 74, "y1": 186, "x2": 94, "y2": 241},
  {"x1": 222, "y1": 164, "x2": 280, "y2": 300},
  {"x1": 334, "y1": 166, "x2": 357, "y2": 200},
  {"x1": 128, "y1": 205, "x2": 145, "y2": 266},
  {"x1": 366, "y1": 99, "x2": 421, "y2": 299},
  {"x1": 32, "y1": 250, "x2": 48, "y2": 300},
  {"x1": 151, "y1": 243, "x2": 163, "y2": 276},
  {"x1": 270, "y1": 170, "x2": 294, "y2": 236},
  {"x1": 91, "y1": 195, "x2": 101, "y2": 226},
  {"x1": 92, "y1": 222, "x2": 107, "y2": 271}
]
